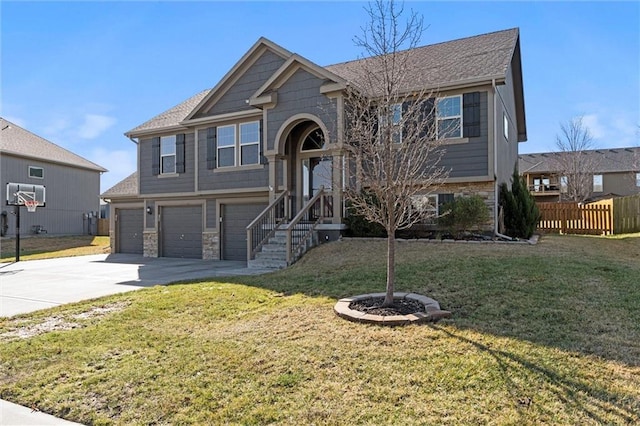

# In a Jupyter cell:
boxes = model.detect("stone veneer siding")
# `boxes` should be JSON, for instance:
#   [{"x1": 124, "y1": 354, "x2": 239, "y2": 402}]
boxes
[
  {"x1": 143, "y1": 231, "x2": 158, "y2": 257},
  {"x1": 109, "y1": 230, "x2": 116, "y2": 254},
  {"x1": 202, "y1": 231, "x2": 220, "y2": 260},
  {"x1": 439, "y1": 181, "x2": 496, "y2": 231}
]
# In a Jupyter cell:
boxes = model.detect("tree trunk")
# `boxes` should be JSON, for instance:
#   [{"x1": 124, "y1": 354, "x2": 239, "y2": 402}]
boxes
[{"x1": 383, "y1": 231, "x2": 396, "y2": 307}]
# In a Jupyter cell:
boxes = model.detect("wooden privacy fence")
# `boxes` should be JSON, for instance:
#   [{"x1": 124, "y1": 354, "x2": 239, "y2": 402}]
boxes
[
  {"x1": 612, "y1": 194, "x2": 640, "y2": 234},
  {"x1": 537, "y1": 202, "x2": 612, "y2": 235}
]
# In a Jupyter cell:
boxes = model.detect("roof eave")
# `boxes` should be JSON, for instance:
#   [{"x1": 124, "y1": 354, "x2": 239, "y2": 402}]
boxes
[
  {"x1": 0, "y1": 149, "x2": 108, "y2": 173},
  {"x1": 125, "y1": 124, "x2": 191, "y2": 139}
]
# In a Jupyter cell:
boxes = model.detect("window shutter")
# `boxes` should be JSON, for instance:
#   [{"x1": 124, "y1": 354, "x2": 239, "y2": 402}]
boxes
[
  {"x1": 176, "y1": 134, "x2": 186, "y2": 173},
  {"x1": 151, "y1": 137, "x2": 160, "y2": 175},
  {"x1": 463, "y1": 92, "x2": 481, "y2": 138},
  {"x1": 438, "y1": 193, "x2": 455, "y2": 213},
  {"x1": 206, "y1": 127, "x2": 217, "y2": 169},
  {"x1": 420, "y1": 98, "x2": 435, "y2": 139},
  {"x1": 259, "y1": 119, "x2": 267, "y2": 164},
  {"x1": 401, "y1": 102, "x2": 410, "y2": 141}
]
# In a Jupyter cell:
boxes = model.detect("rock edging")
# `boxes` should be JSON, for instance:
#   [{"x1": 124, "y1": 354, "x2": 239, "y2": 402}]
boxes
[{"x1": 334, "y1": 292, "x2": 452, "y2": 326}]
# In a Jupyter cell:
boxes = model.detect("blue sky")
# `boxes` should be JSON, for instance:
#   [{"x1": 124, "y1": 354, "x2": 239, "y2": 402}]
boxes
[{"x1": 2, "y1": 1, "x2": 639, "y2": 192}]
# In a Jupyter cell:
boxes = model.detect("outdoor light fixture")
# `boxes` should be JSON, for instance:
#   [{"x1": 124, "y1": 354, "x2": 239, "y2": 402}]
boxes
[{"x1": 146, "y1": 206, "x2": 153, "y2": 215}]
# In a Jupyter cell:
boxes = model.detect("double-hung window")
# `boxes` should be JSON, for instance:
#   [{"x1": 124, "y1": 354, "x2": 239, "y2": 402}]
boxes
[
  {"x1": 217, "y1": 125, "x2": 236, "y2": 168},
  {"x1": 437, "y1": 95, "x2": 462, "y2": 139},
  {"x1": 216, "y1": 121, "x2": 261, "y2": 168},
  {"x1": 379, "y1": 103, "x2": 402, "y2": 144},
  {"x1": 160, "y1": 135, "x2": 176, "y2": 174},
  {"x1": 593, "y1": 174, "x2": 603, "y2": 192},
  {"x1": 240, "y1": 121, "x2": 260, "y2": 165}
]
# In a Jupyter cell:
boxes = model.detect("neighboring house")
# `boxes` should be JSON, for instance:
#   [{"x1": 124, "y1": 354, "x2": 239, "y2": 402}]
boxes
[
  {"x1": 103, "y1": 28, "x2": 526, "y2": 264},
  {"x1": 1, "y1": 117, "x2": 107, "y2": 236},
  {"x1": 519, "y1": 147, "x2": 640, "y2": 203}
]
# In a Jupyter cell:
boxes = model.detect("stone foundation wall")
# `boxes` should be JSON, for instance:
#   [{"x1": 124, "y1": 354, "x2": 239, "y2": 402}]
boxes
[
  {"x1": 202, "y1": 231, "x2": 220, "y2": 260},
  {"x1": 439, "y1": 181, "x2": 496, "y2": 231},
  {"x1": 143, "y1": 231, "x2": 158, "y2": 257},
  {"x1": 109, "y1": 230, "x2": 116, "y2": 254}
]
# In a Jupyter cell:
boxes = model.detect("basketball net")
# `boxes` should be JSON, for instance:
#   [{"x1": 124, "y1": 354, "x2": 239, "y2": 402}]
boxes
[{"x1": 24, "y1": 200, "x2": 38, "y2": 213}]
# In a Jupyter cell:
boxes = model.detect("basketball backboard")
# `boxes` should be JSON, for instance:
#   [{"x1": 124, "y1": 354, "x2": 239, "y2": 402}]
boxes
[{"x1": 6, "y1": 183, "x2": 46, "y2": 207}]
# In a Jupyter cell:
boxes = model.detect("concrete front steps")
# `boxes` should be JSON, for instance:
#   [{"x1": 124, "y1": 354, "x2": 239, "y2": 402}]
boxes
[{"x1": 248, "y1": 227, "x2": 317, "y2": 269}]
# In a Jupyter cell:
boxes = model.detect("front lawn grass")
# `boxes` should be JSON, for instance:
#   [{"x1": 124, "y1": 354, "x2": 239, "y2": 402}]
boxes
[
  {"x1": 1, "y1": 234, "x2": 639, "y2": 424},
  {"x1": 0, "y1": 235, "x2": 110, "y2": 262}
]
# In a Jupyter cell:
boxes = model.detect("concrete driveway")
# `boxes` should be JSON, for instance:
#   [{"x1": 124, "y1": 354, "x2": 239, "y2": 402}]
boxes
[{"x1": 0, "y1": 254, "x2": 271, "y2": 317}]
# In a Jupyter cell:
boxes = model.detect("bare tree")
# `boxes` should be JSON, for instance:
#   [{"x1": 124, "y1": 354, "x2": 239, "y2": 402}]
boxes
[
  {"x1": 553, "y1": 116, "x2": 601, "y2": 202},
  {"x1": 342, "y1": 0, "x2": 449, "y2": 307}
]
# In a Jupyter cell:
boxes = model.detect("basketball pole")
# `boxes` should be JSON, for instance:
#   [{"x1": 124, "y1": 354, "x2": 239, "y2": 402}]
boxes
[{"x1": 15, "y1": 203, "x2": 21, "y2": 262}]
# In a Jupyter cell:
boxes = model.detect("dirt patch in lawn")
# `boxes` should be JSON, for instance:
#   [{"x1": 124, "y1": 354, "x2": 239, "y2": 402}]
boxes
[{"x1": 0, "y1": 301, "x2": 129, "y2": 341}]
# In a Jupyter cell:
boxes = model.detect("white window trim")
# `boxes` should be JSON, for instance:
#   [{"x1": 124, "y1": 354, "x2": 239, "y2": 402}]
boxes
[
  {"x1": 217, "y1": 121, "x2": 262, "y2": 168},
  {"x1": 503, "y1": 112, "x2": 509, "y2": 141},
  {"x1": 239, "y1": 121, "x2": 261, "y2": 166},
  {"x1": 378, "y1": 103, "x2": 403, "y2": 144},
  {"x1": 28, "y1": 166, "x2": 44, "y2": 179},
  {"x1": 436, "y1": 95, "x2": 463, "y2": 140},
  {"x1": 593, "y1": 174, "x2": 603, "y2": 192},
  {"x1": 160, "y1": 135, "x2": 177, "y2": 175},
  {"x1": 636, "y1": 172, "x2": 640, "y2": 187},
  {"x1": 217, "y1": 125, "x2": 236, "y2": 168}
]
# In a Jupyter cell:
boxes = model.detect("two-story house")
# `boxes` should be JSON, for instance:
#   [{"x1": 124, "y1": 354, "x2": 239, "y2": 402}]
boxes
[
  {"x1": 1, "y1": 118, "x2": 106, "y2": 236},
  {"x1": 519, "y1": 147, "x2": 640, "y2": 203},
  {"x1": 102, "y1": 28, "x2": 526, "y2": 264}
]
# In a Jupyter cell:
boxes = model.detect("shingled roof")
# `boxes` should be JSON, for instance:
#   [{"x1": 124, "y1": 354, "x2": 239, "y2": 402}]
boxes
[
  {"x1": 0, "y1": 117, "x2": 107, "y2": 172},
  {"x1": 519, "y1": 147, "x2": 640, "y2": 174},
  {"x1": 125, "y1": 28, "x2": 523, "y2": 137},
  {"x1": 326, "y1": 28, "x2": 520, "y2": 95},
  {"x1": 126, "y1": 89, "x2": 211, "y2": 137},
  {"x1": 101, "y1": 171, "x2": 138, "y2": 198}
]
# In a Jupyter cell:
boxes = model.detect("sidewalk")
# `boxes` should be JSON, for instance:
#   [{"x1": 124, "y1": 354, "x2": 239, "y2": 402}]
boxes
[{"x1": 0, "y1": 399, "x2": 83, "y2": 425}]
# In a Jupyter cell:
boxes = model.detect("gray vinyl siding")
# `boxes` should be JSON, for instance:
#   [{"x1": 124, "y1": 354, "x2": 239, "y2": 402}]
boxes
[
  {"x1": 496, "y1": 65, "x2": 520, "y2": 184},
  {"x1": 206, "y1": 199, "x2": 217, "y2": 229},
  {"x1": 267, "y1": 68, "x2": 338, "y2": 151},
  {"x1": 1, "y1": 154, "x2": 101, "y2": 236},
  {"x1": 203, "y1": 50, "x2": 287, "y2": 117},
  {"x1": 196, "y1": 129, "x2": 269, "y2": 191},
  {"x1": 139, "y1": 133, "x2": 195, "y2": 194},
  {"x1": 440, "y1": 91, "x2": 489, "y2": 178},
  {"x1": 601, "y1": 172, "x2": 640, "y2": 197}
]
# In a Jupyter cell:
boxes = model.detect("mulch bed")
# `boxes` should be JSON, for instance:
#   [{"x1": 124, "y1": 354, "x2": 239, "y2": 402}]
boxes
[{"x1": 349, "y1": 297, "x2": 426, "y2": 316}]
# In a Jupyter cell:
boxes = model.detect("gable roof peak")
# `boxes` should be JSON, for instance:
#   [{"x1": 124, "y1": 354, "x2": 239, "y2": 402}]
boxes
[{"x1": 1, "y1": 117, "x2": 107, "y2": 172}]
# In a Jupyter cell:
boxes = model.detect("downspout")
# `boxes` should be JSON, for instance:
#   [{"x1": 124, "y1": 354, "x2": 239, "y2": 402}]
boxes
[{"x1": 492, "y1": 78, "x2": 500, "y2": 236}]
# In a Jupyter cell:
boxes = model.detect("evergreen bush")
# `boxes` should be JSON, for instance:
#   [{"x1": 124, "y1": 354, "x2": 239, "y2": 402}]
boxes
[
  {"x1": 438, "y1": 195, "x2": 490, "y2": 237},
  {"x1": 500, "y1": 167, "x2": 540, "y2": 239}
]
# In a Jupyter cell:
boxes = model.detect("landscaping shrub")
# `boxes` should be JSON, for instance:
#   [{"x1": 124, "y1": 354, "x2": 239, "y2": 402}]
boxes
[
  {"x1": 500, "y1": 167, "x2": 540, "y2": 239},
  {"x1": 438, "y1": 195, "x2": 490, "y2": 237},
  {"x1": 344, "y1": 207, "x2": 387, "y2": 237}
]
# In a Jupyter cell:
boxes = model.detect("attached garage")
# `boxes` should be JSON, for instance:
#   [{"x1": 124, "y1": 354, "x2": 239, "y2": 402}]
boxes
[
  {"x1": 222, "y1": 203, "x2": 267, "y2": 261},
  {"x1": 160, "y1": 205, "x2": 202, "y2": 259},
  {"x1": 116, "y1": 208, "x2": 143, "y2": 254}
]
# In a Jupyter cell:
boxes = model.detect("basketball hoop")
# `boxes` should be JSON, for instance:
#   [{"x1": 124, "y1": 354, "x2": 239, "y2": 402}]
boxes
[{"x1": 24, "y1": 200, "x2": 38, "y2": 213}]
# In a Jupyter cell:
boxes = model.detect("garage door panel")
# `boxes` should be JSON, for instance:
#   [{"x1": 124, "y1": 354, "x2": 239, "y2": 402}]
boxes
[
  {"x1": 118, "y1": 209, "x2": 143, "y2": 254},
  {"x1": 161, "y1": 206, "x2": 202, "y2": 259},
  {"x1": 223, "y1": 203, "x2": 267, "y2": 261}
]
